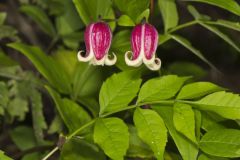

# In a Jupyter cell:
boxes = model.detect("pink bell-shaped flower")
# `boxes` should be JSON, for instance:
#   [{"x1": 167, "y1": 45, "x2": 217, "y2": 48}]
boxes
[
  {"x1": 125, "y1": 23, "x2": 161, "y2": 70},
  {"x1": 77, "y1": 22, "x2": 116, "y2": 65}
]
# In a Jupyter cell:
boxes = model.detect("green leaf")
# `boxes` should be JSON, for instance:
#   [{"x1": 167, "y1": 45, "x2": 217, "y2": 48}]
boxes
[
  {"x1": 158, "y1": 0, "x2": 179, "y2": 32},
  {"x1": 187, "y1": 91, "x2": 240, "y2": 120},
  {"x1": 7, "y1": 98, "x2": 28, "y2": 121},
  {"x1": 48, "y1": 115, "x2": 63, "y2": 134},
  {"x1": 0, "y1": 25, "x2": 18, "y2": 40},
  {"x1": 183, "y1": 0, "x2": 240, "y2": 16},
  {"x1": 159, "y1": 34, "x2": 171, "y2": 45},
  {"x1": 111, "y1": 30, "x2": 131, "y2": 70},
  {"x1": 55, "y1": 0, "x2": 84, "y2": 36},
  {"x1": 0, "y1": 81, "x2": 9, "y2": 111},
  {"x1": 177, "y1": 82, "x2": 224, "y2": 100},
  {"x1": 199, "y1": 22, "x2": 240, "y2": 53},
  {"x1": 198, "y1": 154, "x2": 229, "y2": 160},
  {"x1": 10, "y1": 126, "x2": 37, "y2": 150},
  {"x1": 20, "y1": 5, "x2": 56, "y2": 37},
  {"x1": 135, "y1": 9, "x2": 150, "y2": 24},
  {"x1": 99, "y1": 71, "x2": 142, "y2": 115},
  {"x1": 201, "y1": 112, "x2": 225, "y2": 132},
  {"x1": 187, "y1": 5, "x2": 210, "y2": 20},
  {"x1": 200, "y1": 129, "x2": 240, "y2": 157},
  {"x1": 153, "y1": 106, "x2": 198, "y2": 160},
  {"x1": 8, "y1": 43, "x2": 71, "y2": 94},
  {"x1": 173, "y1": 103, "x2": 197, "y2": 143},
  {"x1": 118, "y1": 15, "x2": 135, "y2": 26},
  {"x1": 137, "y1": 75, "x2": 189, "y2": 103},
  {"x1": 94, "y1": 118, "x2": 129, "y2": 160},
  {"x1": 30, "y1": 89, "x2": 47, "y2": 144},
  {"x1": 167, "y1": 62, "x2": 206, "y2": 79},
  {"x1": 113, "y1": 0, "x2": 149, "y2": 22},
  {"x1": 73, "y1": 0, "x2": 116, "y2": 29},
  {"x1": 61, "y1": 139, "x2": 105, "y2": 160},
  {"x1": 0, "y1": 50, "x2": 18, "y2": 67},
  {"x1": 171, "y1": 35, "x2": 216, "y2": 70},
  {"x1": 205, "y1": 20, "x2": 240, "y2": 32},
  {"x1": 0, "y1": 150, "x2": 13, "y2": 160},
  {"x1": 194, "y1": 109, "x2": 201, "y2": 141},
  {"x1": 127, "y1": 125, "x2": 153, "y2": 158},
  {"x1": 0, "y1": 12, "x2": 7, "y2": 25},
  {"x1": 133, "y1": 108, "x2": 167, "y2": 160},
  {"x1": 46, "y1": 86, "x2": 91, "y2": 133}
]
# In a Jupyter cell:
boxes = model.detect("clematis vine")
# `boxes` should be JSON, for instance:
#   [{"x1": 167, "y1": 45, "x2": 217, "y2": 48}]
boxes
[
  {"x1": 125, "y1": 23, "x2": 161, "y2": 70},
  {"x1": 77, "y1": 22, "x2": 117, "y2": 66}
]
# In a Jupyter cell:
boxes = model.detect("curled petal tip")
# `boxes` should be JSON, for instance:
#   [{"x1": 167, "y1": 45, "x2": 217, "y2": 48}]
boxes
[
  {"x1": 146, "y1": 58, "x2": 161, "y2": 71},
  {"x1": 77, "y1": 50, "x2": 93, "y2": 62},
  {"x1": 105, "y1": 52, "x2": 117, "y2": 66},
  {"x1": 125, "y1": 51, "x2": 142, "y2": 67}
]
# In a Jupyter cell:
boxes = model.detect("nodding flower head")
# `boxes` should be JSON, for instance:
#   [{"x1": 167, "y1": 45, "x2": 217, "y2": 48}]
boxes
[
  {"x1": 77, "y1": 22, "x2": 117, "y2": 66},
  {"x1": 125, "y1": 23, "x2": 161, "y2": 70}
]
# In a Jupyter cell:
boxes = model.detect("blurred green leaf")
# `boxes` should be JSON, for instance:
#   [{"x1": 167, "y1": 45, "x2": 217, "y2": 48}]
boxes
[
  {"x1": 205, "y1": 20, "x2": 240, "y2": 32},
  {"x1": 99, "y1": 71, "x2": 142, "y2": 115},
  {"x1": 0, "y1": 12, "x2": 7, "y2": 25},
  {"x1": 8, "y1": 43, "x2": 71, "y2": 94},
  {"x1": 0, "y1": 82, "x2": 9, "y2": 112},
  {"x1": 73, "y1": 0, "x2": 116, "y2": 30},
  {"x1": 48, "y1": 114, "x2": 63, "y2": 134},
  {"x1": 0, "y1": 25, "x2": 18, "y2": 40},
  {"x1": 153, "y1": 106, "x2": 199, "y2": 160},
  {"x1": 0, "y1": 50, "x2": 18, "y2": 67},
  {"x1": 137, "y1": 75, "x2": 189, "y2": 103},
  {"x1": 134, "y1": 108, "x2": 167, "y2": 160},
  {"x1": 167, "y1": 62, "x2": 207, "y2": 79},
  {"x1": 159, "y1": 34, "x2": 171, "y2": 45},
  {"x1": 113, "y1": 0, "x2": 149, "y2": 22},
  {"x1": 72, "y1": 63, "x2": 106, "y2": 100},
  {"x1": 187, "y1": 5, "x2": 211, "y2": 20},
  {"x1": 183, "y1": 0, "x2": 240, "y2": 16},
  {"x1": 199, "y1": 22, "x2": 240, "y2": 53},
  {"x1": 200, "y1": 129, "x2": 240, "y2": 157},
  {"x1": 177, "y1": 82, "x2": 224, "y2": 100},
  {"x1": 94, "y1": 118, "x2": 129, "y2": 160},
  {"x1": 118, "y1": 15, "x2": 135, "y2": 26},
  {"x1": 7, "y1": 98, "x2": 28, "y2": 121},
  {"x1": 135, "y1": 9, "x2": 150, "y2": 24},
  {"x1": 46, "y1": 86, "x2": 91, "y2": 133},
  {"x1": 30, "y1": 89, "x2": 47, "y2": 144},
  {"x1": 111, "y1": 30, "x2": 132, "y2": 70},
  {"x1": 173, "y1": 103, "x2": 197, "y2": 143},
  {"x1": 10, "y1": 126, "x2": 37, "y2": 150},
  {"x1": 20, "y1": 5, "x2": 56, "y2": 37},
  {"x1": 61, "y1": 139, "x2": 105, "y2": 160},
  {"x1": 158, "y1": 0, "x2": 179, "y2": 32},
  {"x1": 0, "y1": 150, "x2": 13, "y2": 160},
  {"x1": 127, "y1": 125, "x2": 153, "y2": 158},
  {"x1": 171, "y1": 35, "x2": 216, "y2": 70}
]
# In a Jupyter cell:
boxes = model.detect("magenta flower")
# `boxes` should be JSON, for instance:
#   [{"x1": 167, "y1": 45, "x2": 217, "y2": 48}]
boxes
[
  {"x1": 125, "y1": 23, "x2": 161, "y2": 70},
  {"x1": 77, "y1": 22, "x2": 117, "y2": 65}
]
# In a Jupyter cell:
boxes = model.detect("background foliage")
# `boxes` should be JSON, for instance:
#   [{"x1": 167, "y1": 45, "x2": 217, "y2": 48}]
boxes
[{"x1": 1, "y1": 0, "x2": 240, "y2": 160}]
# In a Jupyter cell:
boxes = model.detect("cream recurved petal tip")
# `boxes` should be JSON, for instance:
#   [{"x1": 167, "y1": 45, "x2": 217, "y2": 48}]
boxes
[
  {"x1": 125, "y1": 23, "x2": 161, "y2": 71},
  {"x1": 77, "y1": 22, "x2": 117, "y2": 66}
]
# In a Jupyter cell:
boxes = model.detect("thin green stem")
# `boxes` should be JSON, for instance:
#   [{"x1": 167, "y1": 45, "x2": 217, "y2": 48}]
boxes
[
  {"x1": 42, "y1": 99, "x2": 174, "y2": 160},
  {"x1": 169, "y1": 20, "x2": 198, "y2": 33},
  {"x1": 66, "y1": 119, "x2": 97, "y2": 140},
  {"x1": 41, "y1": 146, "x2": 59, "y2": 160}
]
